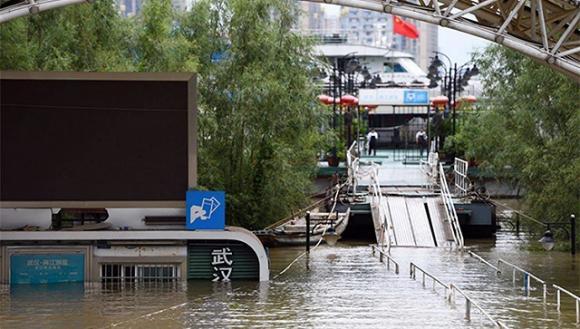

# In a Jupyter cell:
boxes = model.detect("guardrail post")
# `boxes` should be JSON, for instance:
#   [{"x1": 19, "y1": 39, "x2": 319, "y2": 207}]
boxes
[
  {"x1": 576, "y1": 299, "x2": 579, "y2": 323},
  {"x1": 465, "y1": 299, "x2": 471, "y2": 321},
  {"x1": 524, "y1": 273, "x2": 530, "y2": 296},
  {"x1": 395, "y1": 263, "x2": 399, "y2": 275},
  {"x1": 513, "y1": 269, "x2": 516, "y2": 285},
  {"x1": 557, "y1": 289, "x2": 561, "y2": 312},
  {"x1": 543, "y1": 284, "x2": 547, "y2": 303},
  {"x1": 387, "y1": 258, "x2": 391, "y2": 271},
  {"x1": 379, "y1": 251, "x2": 384, "y2": 263},
  {"x1": 372, "y1": 245, "x2": 375, "y2": 256}
]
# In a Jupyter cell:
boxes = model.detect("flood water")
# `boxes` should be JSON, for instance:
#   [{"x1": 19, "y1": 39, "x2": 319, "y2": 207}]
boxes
[{"x1": 1, "y1": 230, "x2": 579, "y2": 328}]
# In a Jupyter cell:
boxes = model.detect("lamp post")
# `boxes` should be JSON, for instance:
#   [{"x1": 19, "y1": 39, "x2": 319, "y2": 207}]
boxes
[
  {"x1": 427, "y1": 52, "x2": 479, "y2": 135},
  {"x1": 539, "y1": 214, "x2": 576, "y2": 255}
]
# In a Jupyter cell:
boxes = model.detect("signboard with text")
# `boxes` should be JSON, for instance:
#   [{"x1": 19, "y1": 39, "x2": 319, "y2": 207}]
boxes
[
  {"x1": 10, "y1": 254, "x2": 85, "y2": 284},
  {"x1": 359, "y1": 88, "x2": 430, "y2": 106},
  {"x1": 186, "y1": 190, "x2": 225, "y2": 230}
]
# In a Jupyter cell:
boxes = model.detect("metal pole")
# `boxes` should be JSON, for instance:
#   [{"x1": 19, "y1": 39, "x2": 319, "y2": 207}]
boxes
[
  {"x1": 357, "y1": 105, "x2": 361, "y2": 155},
  {"x1": 465, "y1": 299, "x2": 471, "y2": 320},
  {"x1": 516, "y1": 213, "x2": 520, "y2": 235},
  {"x1": 557, "y1": 289, "x2": 561, "y2": 311},
  {"x1": 306, "y1": 211, "x2": 311, "y2": 253},
  {"x1": 332, "y1": 61, "x2": 337, "y2": 157},
  {"x1": 571, "y1": 214, "x2": 576, "y2": 255},
  {"x1": 452, "y1": 63, "x2": 457, "y2": 135}
]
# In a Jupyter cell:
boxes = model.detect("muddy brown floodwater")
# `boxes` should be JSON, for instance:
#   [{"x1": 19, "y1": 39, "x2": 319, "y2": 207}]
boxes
[{"x1": 1, "y1": 230, "x2": 579, "y2": 328}]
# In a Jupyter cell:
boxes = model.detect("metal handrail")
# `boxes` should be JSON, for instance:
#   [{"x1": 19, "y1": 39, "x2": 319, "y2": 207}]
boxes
[
  {"x1": 468, "y1": 251, "x2": 501, "y2": 274},
  {"x1": 497, "y1": 259, "x2": 547, "y2": 302},
  {"x1": 347, "y1": 141, "x2": 393, "y2": 250},
  {"x1": 346, "y1": 141, "x2": 359, "y2": 192},
  {"x1": 371, "y1": 244, "x2": 400, "y2": 274},
  {"x1": 420, "y1": 151, "x2": 439, "y2": 190},
  {"x1": 553, "y1": 284, "x2": 580, "y2": 323},
  {"x1": 369, "y1": 166, "x2": 393, "y2": 251},
  {"x1": 448, "y1": 284, "x2": 510, "y2": 328},
  {"x1": 453, "y1": 157, "x2": 469, "y2": 197},
  {"x1": 439, "y1": 163, "x2": 464, "y2": 248},
  {"x1": 410, "y1": 262, "x2": 449, "y2": 292},
  {"x1": 409, "y1": 262, "x2": 508, "y2": 328}
]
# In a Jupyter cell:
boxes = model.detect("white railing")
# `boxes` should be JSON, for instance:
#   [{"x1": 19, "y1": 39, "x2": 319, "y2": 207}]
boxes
[
  {"x1": 448, "y1": 284, "x2": 510, "y2": 328},
  {"x1": 454, "y1": 157, "x2": 469, "y2": 197},
  {"x1": 468, "y1": 251, "x2": 501, "y2": 274},
  {"x1": 497, "y1": 259, "x2": 547, "y2": 302},
  {"x1": 346, "y1": 141, "x2": 393, "y2": 251},
  {"x1": 409, "y1": 262, "x2": 509, "y2": 328},
  {"x1": 470, "y1": 254, "x2": 579, "y2": 325},
  {"x1": 553, "y1": 284, "x2": 580, "y2": 323},
  {"x1": 439, "y1": 163, "x2": 464, "y2": 248},
  {"x1": 420, "y1": 151, "x2": 439, "y2": 190},
  {"x1": 346, "y1": 141, "x2": 360, "y2": 193},
  {"x1": 371, "y1": 244, "x2": 400, "y2": 274},
  {"x1": 410, "y1": 262, "x2": 449, "y2": 293},
  {"x1": 369, "y1": 166, "x2": 394, "y2": 251}
]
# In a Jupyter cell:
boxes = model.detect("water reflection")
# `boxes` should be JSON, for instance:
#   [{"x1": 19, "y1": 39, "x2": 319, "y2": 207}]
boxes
[{"x1": 1, "y1": 231, "x2": 579, "y2": 329}]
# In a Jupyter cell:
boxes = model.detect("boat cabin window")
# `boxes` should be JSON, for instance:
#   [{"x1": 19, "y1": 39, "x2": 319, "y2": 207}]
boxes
[{"x1": 384, "y1": 62, "x2": 408, "y2": 73}]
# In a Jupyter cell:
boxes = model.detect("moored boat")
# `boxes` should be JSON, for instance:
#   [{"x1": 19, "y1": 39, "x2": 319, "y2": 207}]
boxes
[{"x1": 255, "y1": 209, "x2": 351, "y2": 247}]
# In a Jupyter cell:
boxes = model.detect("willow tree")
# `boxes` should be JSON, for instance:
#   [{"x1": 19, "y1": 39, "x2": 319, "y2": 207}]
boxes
[
  {"x1": 0, "y1": 0, "x2": 133, "y2": 71},
  {"x1": 183, "y1": 0, "x2": 329, "y2": 229},
  {"x1": 458, "y1": 45, "x2": 579, "y2": 228}
]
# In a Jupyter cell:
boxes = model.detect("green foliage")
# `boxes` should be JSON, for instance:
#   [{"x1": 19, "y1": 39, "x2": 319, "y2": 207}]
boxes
[
  {"x1": 188, "y1": 0, "x2": 329, "y2": 229},
  {"x1": 458, "y1": 45, "x2": 579, "y2": 228},
  {"x1": 0, "y1": 0, "x2": 329, "y2": 230}
]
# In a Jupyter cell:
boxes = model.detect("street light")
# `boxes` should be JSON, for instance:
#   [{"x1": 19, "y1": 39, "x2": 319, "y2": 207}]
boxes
[
  {"x1": 539, "y1": 229, "x2": 555, "y2": 251},
  {"x1": 539, "y1": 214, "x2": 576, "y2": 255}
]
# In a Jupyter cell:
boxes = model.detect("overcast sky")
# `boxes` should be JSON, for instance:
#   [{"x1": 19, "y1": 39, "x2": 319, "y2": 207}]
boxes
[{"x1": 320, "y1": 4, "x2": 491, "y2": 64}]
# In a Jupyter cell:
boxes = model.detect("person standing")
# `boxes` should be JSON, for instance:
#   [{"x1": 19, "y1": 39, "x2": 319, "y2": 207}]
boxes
[
  {"x1": 367, "y1": 129, "x2": 379, "y2": 156},
  {"x1": 415, "y1": 129, "x2": 428, "y2": 157}
]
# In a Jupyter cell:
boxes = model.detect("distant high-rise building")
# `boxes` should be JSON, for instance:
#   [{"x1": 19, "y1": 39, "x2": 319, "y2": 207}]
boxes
[
  {"x1": 297, "y1": 2, "x2": 325, "y2": 32},
  {"x1": 117, "y1": 0, "x2": 189, "y2": 17},
  {"x1": 337, "y1": 8, "x2": 438, "y2": 71}
]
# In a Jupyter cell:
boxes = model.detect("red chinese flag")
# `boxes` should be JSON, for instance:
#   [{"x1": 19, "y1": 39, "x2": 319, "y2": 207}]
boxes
[{"x1": 393, "y1": 16, "x2": 419, "y2": 39}]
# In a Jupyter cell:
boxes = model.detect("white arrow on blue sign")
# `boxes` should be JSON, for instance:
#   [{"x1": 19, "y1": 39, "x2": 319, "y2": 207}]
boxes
[{"x1": 186, "y1": 191, "x2": 226, "y2": 230}]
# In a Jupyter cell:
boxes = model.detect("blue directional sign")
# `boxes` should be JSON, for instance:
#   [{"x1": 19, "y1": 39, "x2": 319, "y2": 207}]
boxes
[
  {"x1": 186, "y1": 190, "x2": 225, "y2": 230},
  {"x1": 403, "y1": 90, "x2": 429, "y2": 105}
]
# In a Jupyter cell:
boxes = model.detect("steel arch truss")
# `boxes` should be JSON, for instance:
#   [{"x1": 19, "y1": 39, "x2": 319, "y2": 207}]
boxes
[
  {"x1": 1, "y1": 0, "x2": 579, "y2": 80},
  {"x1": 308, "y1": 0, "x2": 580, "y2": 80}
]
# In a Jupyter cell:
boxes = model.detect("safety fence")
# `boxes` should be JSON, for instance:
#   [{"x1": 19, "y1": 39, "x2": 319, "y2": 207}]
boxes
[
  {"x1": 453, "y1": 157, "x2": 469, "y2": 197},
  {"x1": 420, "y1": 151, "x2": 439, "y2": 190},
  {"x1": 371, "y1": 244, "x2": 400, "y2": 275},
  {"x1": 470, "y1": 252, "x2": 580, "y2": 324},
  {"x1": 468, "y1": 251, "x2": 501, "y2": 274},
  {"x1": 439, "y1": 163, "x2": 464, "y2": 249},
  {"x1": 408, "y1": 261, "x2": 509, "y2": 328},
  {"x1": 448, "y1": 283, "x2": 510, "y2": 328},
  {"x1": 497, "y1": 259, "x2": 547, "y2": 302},
  {"x1": 553, "y1": 284, "x2": 580, "y2": 323}
]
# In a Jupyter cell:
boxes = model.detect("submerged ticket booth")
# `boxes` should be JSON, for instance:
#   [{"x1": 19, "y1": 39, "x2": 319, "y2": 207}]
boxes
[{"x1": 0, "y1": 72, "x2": 269, "y2": 285}]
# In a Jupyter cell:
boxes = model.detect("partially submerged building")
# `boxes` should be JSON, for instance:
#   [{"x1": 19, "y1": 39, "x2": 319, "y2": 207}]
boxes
[{"x1": 0, "y1": 72, "x2": 269, "y2": 285}]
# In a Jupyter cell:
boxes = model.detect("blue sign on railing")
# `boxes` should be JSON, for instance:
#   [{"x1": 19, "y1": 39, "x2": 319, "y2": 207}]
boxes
[
  {"x1": 186, "y1": 190, "x2": 226, "y2": 230},
  {"x1": 10, "y1": 254, "x2": 85, "y2": 284},
  {"x1": 403, "y1": 90, "x2": 429, "y2": 105}
]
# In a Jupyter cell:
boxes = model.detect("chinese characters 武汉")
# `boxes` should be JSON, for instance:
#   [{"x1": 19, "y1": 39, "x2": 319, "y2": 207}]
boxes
[{"x1": 211, "y1": 247, "x2": 233, "y2": 282}]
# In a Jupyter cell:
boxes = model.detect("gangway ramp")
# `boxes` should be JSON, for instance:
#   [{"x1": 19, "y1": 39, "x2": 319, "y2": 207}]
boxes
[{"x1": 376, "y1": 195, "x2": 453, "y2": 248}]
